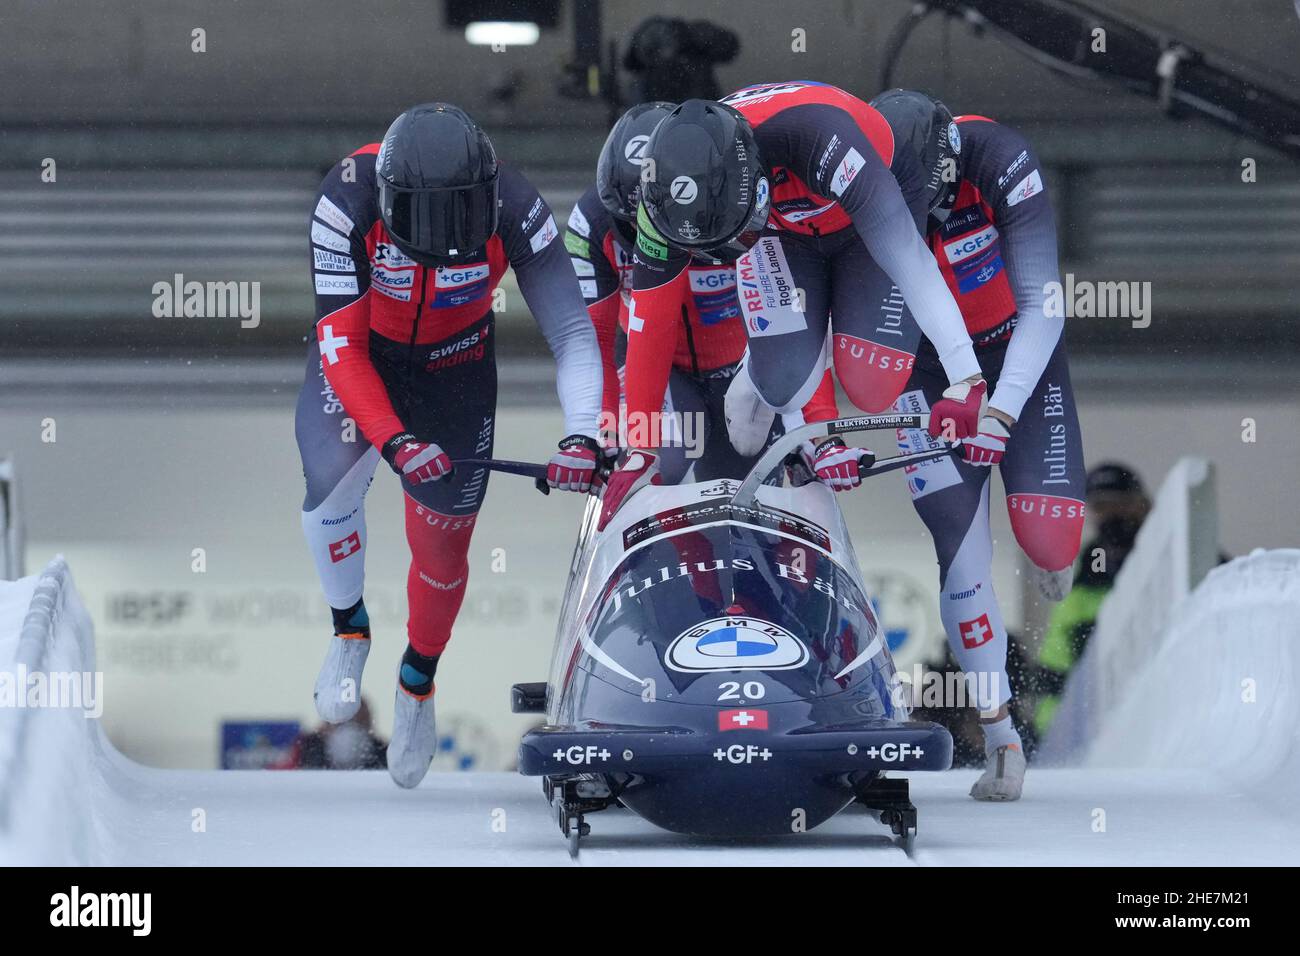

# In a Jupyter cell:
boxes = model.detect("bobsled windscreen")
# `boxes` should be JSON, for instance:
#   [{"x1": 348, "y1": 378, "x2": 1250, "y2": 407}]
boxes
[{"x1": 573, "y1": 522, "x2": 894, "y2": 712}]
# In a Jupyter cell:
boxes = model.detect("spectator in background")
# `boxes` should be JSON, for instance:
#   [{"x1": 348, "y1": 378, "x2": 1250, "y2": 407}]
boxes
[
  {"x1": 621, "y1": 17, "x2": 739, "y2": 104},
  {"x1": 1033, "y1": 462, "x2": 1150, "y2": 734},
  {"x1": 295, "y1": 697, "x2": 387, "y2": 770}
]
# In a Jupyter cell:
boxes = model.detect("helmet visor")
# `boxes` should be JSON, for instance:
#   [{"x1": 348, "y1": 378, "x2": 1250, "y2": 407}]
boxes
[
  {"x1": 929, "y1": 180, "x2": 959, "y2": 225},
  {"x1": 380, "y1": 176, "x2": 499, "y2": 260},
  {"x1": 699, "y1": 225, "x2": 763, "y2": 263}
]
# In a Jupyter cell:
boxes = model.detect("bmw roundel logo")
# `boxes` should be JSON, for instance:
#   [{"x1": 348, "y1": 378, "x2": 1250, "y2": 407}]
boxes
[
  {"x1": 666, "y1": 616, "x2": 808, "y2": 672},
  {"x1": 755, "y1": 176, "x2": 769, "y2": 209},
  {"x1": 947, "y1": 121, "x2": 961, "y2": 154}
]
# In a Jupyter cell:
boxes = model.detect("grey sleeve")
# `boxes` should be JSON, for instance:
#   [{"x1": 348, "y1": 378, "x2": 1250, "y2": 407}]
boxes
[
  {"x1": 791, "y1": 103, "x2": 980, "y2": 385},
  {"x1": 514, "y1": 241, "x2": 604, "y2": 440},
  {"x1": 973, "y1": 128, "x2": 1064, "y2": 420},
  {"x1": 500, "y1": 166, "x2": 603, "y2": 439}
]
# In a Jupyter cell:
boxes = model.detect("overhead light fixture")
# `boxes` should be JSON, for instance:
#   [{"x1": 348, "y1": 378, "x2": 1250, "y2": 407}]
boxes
[{"x1": 465, "y1": 21, "x2": 541, "y2": 46}]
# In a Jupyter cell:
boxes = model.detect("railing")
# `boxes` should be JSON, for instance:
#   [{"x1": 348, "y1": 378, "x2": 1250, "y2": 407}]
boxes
[
  {"x1": 1040, "y1": 457, "x2": 1219, "y2": 761},
  {"x1": 4, "y1": 157, "x2": 1298, "y2": 351}
]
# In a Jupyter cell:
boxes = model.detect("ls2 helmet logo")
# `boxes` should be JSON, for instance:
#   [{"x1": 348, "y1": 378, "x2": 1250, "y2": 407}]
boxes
[
  {"x1": 671, "y1": 176, "x2": 699, "y2": 204},
  {"x1": 666, "y1": 617, "x2": 808, "y2": 672}
]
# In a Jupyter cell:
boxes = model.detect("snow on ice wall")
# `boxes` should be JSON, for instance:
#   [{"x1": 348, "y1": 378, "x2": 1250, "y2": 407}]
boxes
[
  {"x1": 0, "y1": 557, "x2": 112, "y2": 865},
  {"x1": 1038, "y1": 452, "x2": 1299, "y2": 790},
  {"x1": 1087, "y1": 548, "x2": 1300, "y2": 787}
]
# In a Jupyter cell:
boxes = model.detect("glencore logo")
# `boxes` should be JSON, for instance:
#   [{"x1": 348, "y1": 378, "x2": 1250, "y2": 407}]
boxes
[{"x1": 50, "y1": 886, "x2": 151, "y2": 936}]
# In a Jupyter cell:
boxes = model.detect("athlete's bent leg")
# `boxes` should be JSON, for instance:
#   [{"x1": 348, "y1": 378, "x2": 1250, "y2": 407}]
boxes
[
  {"x1": 675, "y1": 366, "x2": 769, "y2": 483},
  {"x1": 381, "y1": 314, "x2": 497, "y2": 787},
  {"x1": 403, "y1": 500, "x2": 477, "y2": 658},
  {"x1": 653, "y1": 367, "x2": 697, "y2": 485},
  {"x1": 1000, "y1": 343, "x2": 1087, "y2": 581},
  {"x1": 830, "y1": 238, "x2": 924, "y2": 413},
  {"x1": 296, "y1": 340, "x2": 380, "y2": 722},
  {"x1": 895, "y1": 376, "x2": 1025, "y2": 799},
  {"x1": 738, "y1": 233, "x2": 832, "y2": 414}
]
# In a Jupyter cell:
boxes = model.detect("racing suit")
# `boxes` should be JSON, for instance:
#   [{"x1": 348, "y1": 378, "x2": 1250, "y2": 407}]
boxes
[
  {"x1": 567, "y1": 184, "x2": 835, "y2": 483},
  {"x1": 295, "y1": 144, "x2": 601, "y2": 658},
  {"x1": 892, "y1": 116, "x2": 1085, "y2": 712},
  {"x1": 626, "y1": 81, "x2": 980, "y2": 438}
]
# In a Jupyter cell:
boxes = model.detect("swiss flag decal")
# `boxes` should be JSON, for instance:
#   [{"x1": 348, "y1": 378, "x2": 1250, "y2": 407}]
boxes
[
  {"x1": 718, "y1": 709, "x2": 769, "y2": 731},
  {"x1": 959, "y1": 613, "x2": 994, "y2": 649},
  {"x1": 329, "y1": 531, "x2": 361, "y2": 563}
]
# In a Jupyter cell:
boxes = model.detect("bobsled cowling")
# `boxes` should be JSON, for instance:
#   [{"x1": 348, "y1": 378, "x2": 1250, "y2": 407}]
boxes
[{"x1": 519, "y1": 416, "x2": 955, "y2": 838}]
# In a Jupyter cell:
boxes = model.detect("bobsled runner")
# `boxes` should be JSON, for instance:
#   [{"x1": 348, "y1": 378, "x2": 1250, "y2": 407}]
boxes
[{"x1": 508, "y1": 415, "x2": 957, "y2": 856}]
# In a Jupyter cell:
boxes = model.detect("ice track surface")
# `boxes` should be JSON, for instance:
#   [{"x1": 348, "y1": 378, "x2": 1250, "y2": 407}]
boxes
[
  {"x1": 90, "y1": 760, "x2": 1300, "y2": 866},
  {"x1": 3, "y1": 550, "x2": 1299, "y2": 866}
]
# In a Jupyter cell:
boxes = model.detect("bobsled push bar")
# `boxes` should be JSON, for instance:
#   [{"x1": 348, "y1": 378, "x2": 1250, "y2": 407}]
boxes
[
  {"x1": 450, "y1": 456, "x2": 551, "y2": 494},
  {"x1": 729, "y1": 413, "x2": 958, "y2": 509},
  {"x1": 453, "y1": 414, "x2": 956, "y2": 502}
]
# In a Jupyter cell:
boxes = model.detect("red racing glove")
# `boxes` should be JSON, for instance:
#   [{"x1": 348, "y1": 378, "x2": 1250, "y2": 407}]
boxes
[
  {"x1": 597, "y1": 450, "x2": 662, "y2": 530},
  {"x1": 800, "y1": 437, "x2": 867, "y2": 493},
  {"x1": 927, "y1": 378, "x2": 986, "y2": 441},
  {"x1": 382, "y1": 433, "x2": 452, "y2": 486},
  {"x1": 547, "y1": 435, "x2": 601, "y2": 493},
  {"x1": 962, "y1": 415, "x2": 1011, "y2": 466}
]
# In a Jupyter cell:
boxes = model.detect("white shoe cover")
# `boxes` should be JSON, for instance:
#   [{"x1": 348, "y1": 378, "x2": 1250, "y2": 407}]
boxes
[
  {"x1": 970, "y1": 745, "x2": 1026, "y2": 802},
  {"x1": 387, "y1": 683, "x2": 438, "y2": 789},
  {"x1": 313, "y1": 633, "x2": 370, "y2": 724}
]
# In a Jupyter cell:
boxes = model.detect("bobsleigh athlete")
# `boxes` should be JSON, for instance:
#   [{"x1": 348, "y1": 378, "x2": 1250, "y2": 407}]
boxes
[
  {"x1": 599, "y1": 83, "x2": 986, "y2": 526},
  {"x1": 295, "y1": 103, "x2": 602, "y2": 788},
  {"x1": 568, "y1": 101, "x2": 836, "y2": 490},
  {"x1": 871, "y1": 89, "x2": 1086, "y2": 800}
]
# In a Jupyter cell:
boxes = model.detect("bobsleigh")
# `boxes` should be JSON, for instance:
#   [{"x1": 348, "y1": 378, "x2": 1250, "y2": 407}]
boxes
[{"x1": 510, "y1": 415, "x2": 956, "y2": 854}]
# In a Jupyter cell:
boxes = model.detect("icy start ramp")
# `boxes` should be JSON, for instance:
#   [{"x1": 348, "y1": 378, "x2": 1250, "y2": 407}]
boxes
[
  {"x1": 2, "y1": 554, "x2": 1299, "y2": 866},
  {"x1": 83, "y1": 762, "x2": 1300, "y2": 867}
]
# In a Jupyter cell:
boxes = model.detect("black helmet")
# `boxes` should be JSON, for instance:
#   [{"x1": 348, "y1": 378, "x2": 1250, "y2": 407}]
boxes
[
  {"x1": 641, "y1": 99, "x2": 770, "y2": 262},
  {"x1": 376, "y1": 103, "x2": 499, "y2": 265},
  {"x1": 1086, "y1": 461, "x2": 1146, "y2": 498},
  {"x1": 870, "y1": 89, "x2": 961, "y2": 224},
  {"x1": 597, "y1": 102, "x2": 677, "y2": 223}
]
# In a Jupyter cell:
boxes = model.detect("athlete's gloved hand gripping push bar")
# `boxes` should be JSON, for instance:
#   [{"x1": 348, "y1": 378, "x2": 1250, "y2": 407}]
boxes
[
  {"x1": 450, "y1": 434, "x2": 610, "y2": 496},
  {"x1": 777, "y1": 415, "x2": 965, "y2": 496},
  {"x1": 584, "y1": 414, "x2": 964, "y2": 528},
  {"x1": 448, "y1": 415, "x2": 964, "y2": 534}
]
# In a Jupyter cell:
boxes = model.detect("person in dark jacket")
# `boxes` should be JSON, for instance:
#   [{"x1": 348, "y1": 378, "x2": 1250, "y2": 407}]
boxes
[{"x1": 622, "y1": 17, "x2": 739, "y2": 103}]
